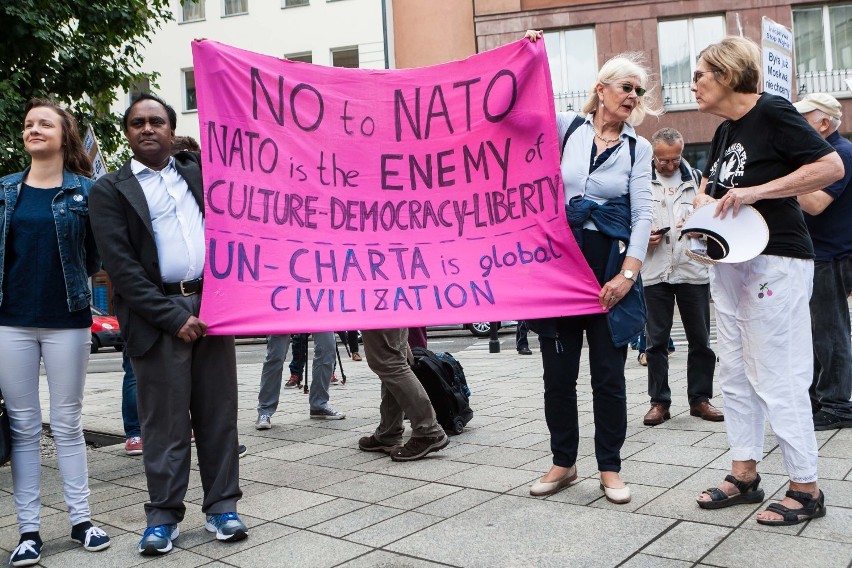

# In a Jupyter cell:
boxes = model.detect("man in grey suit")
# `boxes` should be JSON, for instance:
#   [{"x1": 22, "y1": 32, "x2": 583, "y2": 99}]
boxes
[{"x1": 89, "y1": 93, "x2": 246, "y2": 556}]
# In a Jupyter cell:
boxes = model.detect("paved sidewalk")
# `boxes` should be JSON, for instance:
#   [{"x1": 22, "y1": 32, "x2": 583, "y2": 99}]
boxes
[{"x1": 3, "y1": 334, "x2": 851, "y2": 567}]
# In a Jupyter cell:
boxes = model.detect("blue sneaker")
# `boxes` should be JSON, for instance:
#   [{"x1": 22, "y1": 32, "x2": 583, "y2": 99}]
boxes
[
  {"x1": 71, "y1": 522, "x2": 111, "y2": 551},
  {"x1": 138, "y1": 524, "x2": 179, "y2": 555},
  {"x1": 205, "y1": 512, "x2": 248, "y2": 542},
  {"x1": 9, "y1": 539, "x2": 42, "y2": 567}
]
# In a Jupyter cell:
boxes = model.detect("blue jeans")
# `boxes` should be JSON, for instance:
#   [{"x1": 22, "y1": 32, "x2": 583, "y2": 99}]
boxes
[
  {"x1": 258, "y1": 333, "x2": 335, "y2": 415},
  {"x1": 122, "y1": 350, "x2": 141, "y2": 438},
  {"x1": 809, "y1": 257, "x2": 852, "y2": 418},
  {"x1": 289, "y1": 334, "x2": 307, "y2": 378}
]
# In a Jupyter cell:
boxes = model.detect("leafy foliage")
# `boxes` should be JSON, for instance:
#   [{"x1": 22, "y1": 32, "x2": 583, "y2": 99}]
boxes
[{"x1": 0, "y1": 1, "x2": 173, "y2": 173}]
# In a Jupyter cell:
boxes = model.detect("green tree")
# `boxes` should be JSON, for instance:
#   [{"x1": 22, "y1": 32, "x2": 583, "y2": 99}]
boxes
[{"x1": 0, "y1": 0, "x2": 173, "y2": 173}]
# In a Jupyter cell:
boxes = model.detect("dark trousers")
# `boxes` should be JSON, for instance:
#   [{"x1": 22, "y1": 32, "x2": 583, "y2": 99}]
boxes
[
  {"x1": 121, "y1": 351, "x2": 140, "y2": 438},
  {"x1": 516, "y1": 320, "x2": 529, "y2": 351},
  {"x1": 809, "y1": 257, "x2": 852, "y2": 418},
  {"x1": 289, "y1": 333, "x2": 307, "y2": 377},
  {"x1": 644, "y1": 282, "x2": 715, "y2": 405},
  {"x1": 337, "y1": 331, "x2": 360, "y2": 355},
  {"x1": 407, "y1": 327, "x2": 428, "y2": 350},
  {"x1": 132, "y1": 294, "x2": 241, "y2": 526},
  {"x1": 540, "y1": 230, "x2": 627, "y2": 472}
]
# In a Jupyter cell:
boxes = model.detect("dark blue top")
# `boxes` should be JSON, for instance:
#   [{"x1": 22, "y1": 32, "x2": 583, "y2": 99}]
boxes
[
  {"x1": 804, "y1": 131, "x2": 852, "y2": 261},
  {"x1": 590, "y1": 143, "x2": 620, "y2": 173},
  {"x1": 0, "y1": 183, "x2": 91, "y2": 328}
]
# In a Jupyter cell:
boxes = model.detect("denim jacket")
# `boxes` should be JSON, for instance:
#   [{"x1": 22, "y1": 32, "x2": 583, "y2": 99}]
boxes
[{"x1": 0, "y1": 168, "x2": 100, "y2": 312}]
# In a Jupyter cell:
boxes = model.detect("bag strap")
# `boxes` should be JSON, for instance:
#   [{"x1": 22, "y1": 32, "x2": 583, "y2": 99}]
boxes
[
  {"x1": 560, "y1": 114, "x2": 635, "y2": 166},
  {"x1": 706, "y1": 123, "x2": 730, "y2": 198},
  {"x1": 560, "y1": 114, "x2": 586, "y2": 157}
]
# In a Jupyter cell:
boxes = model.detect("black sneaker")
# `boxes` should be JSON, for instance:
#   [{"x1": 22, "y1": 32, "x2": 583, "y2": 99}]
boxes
[
  {"x1": 390, "y1": 434, "x2": 449, "y2": 462},
  {"x1": 813, "y1": 410, "x2": 852, "y2": 431},
  {"x1": 358, "y1": 435, "x2": 397, "y2": 454},
  {"x1": 237, "y1": 444, "x2": 247, "y2": 458}
]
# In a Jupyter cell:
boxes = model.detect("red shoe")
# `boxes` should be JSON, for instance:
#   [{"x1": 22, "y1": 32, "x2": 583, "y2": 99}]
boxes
[
  {"x1": 330, "y1": 373, "x2": 339, "y2": 385},
  {"x1": 284, "y1": 374, "x2": 300, "y2": 388},
  {"x1": 125, "y1": 437, "x2": 143, "y2": 456}
]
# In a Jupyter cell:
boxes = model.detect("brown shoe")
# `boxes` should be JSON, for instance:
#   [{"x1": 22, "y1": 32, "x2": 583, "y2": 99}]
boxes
[
  {"x1": 352, "y1": 352, "x2": 362, "y2": 362},
  {"x1": 643, "y1": 403, "x2": 670, "y2": 426},
  {"x1": 358, "y1": 435, "x2": 397, "y2": 454},
  {"x1": 390, "y1": 434, "x2": 449, "y2": 462},
  {"x1": 690, "y1": 401, "x2": 724, "y2": 422},
  {"x1": 638, "y1": 353, "x2": 647, "y2": 366}
]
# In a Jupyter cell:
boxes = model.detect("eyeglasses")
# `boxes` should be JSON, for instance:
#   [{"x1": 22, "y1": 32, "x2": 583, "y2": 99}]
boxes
[
  {"x1": 692, "y1": 70, "x2": 714, "y2": 84},
  {"x1": 654, "y1": 156, "x2": 682, "y2": 166},
  {"x1": 618, "y1": 83, "x2": 646, "y2": 97}
]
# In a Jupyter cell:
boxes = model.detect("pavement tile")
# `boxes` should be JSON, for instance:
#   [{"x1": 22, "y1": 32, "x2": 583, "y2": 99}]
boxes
[
  {"x1": 311, "y1": 504, "x2": 403, "y2": 538},
  {"x1": 362, "y1": 457, "x2": 479, "y2": 483},
  {"x1": 799, "y1": 504, "x2": 852, "y2": 544},
  {"x1": 628, "y1": 444, "x2": 725, "y2": 468},
  {"x1": 413, "y1": 488, "x2": 497, "y2": 518},
  {"x1": 619, "y1": 554, "x2": 693, "y2": 568},
  {"x1": 435, "y1": 464, "x2": 539, "y2": 493},
  {"x1": 344, "y1": 510, "x2": 443, "y2": 548},
  {"x1": 635, "y1": 488, "x2": 765, "y2": 527},
  {"x1": 703, "y1": 527, "x2": 852, "y2": 567},
  {"x1": 238, "y1": 486, "x2": 336, "y2": 520},
  {"x1": 318, "y1": 473, "x2": 426, "y2": 503},
  {"x1": 619, "y1": 461, "x2": 697, "y2": 488},
  {"x1": 254, "y1": 442, "x2": 334, "y2": 462},
  {"x1": 335, "y1": 550, "x2": 453, "y2": 567},
  {"x1": 225, "y1": 530, "x2": 371, "y2": 568},
  {"x1": 641, "y1": 520, "x2": 732, "y2": 562},
  {"x1": 387, "y1": 495, "x2": 671, "y2": 568},
  {"x1": 378, "y1": 483, "x2": 462, "y2": 510},
  {"x1": 588, "y1": 483, "x2": 669, "y2": 513},
  {"x1": 454, "y1": 446, "x2": 550, "y2": 468},
  {"x1": 277, "y1": 498, "x2": 371, "y2": 528}
]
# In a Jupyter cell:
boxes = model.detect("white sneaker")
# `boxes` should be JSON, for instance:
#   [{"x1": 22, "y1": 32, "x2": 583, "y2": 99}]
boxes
[{"x1": 255, "y1": 414, "x2": 272, "y2": 430}]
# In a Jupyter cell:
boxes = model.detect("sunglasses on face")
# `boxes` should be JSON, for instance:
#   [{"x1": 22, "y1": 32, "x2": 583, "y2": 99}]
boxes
[{"x1": 619, "y1": 83, "x2": 646, "y2": 97}]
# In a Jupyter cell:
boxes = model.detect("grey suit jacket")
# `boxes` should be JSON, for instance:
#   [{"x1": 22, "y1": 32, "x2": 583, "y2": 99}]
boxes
[{"x1": 89, "y1": 152, "x2": 205, "y2": 357}]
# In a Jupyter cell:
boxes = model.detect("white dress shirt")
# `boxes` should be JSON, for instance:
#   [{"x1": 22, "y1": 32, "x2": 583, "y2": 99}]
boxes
[{"x1": 131, "y1": 157, "x2": 205, "y2": 283}]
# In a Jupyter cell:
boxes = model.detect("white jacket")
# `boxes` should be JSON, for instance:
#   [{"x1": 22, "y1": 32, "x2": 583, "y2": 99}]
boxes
[{"x1": 641, "y1": 160, "x2": 710, "y2": 286}]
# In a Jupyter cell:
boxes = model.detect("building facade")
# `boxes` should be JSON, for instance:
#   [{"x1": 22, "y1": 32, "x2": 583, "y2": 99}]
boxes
[
  {"x1": 116, "y1": 0, "x2": 388, "y2": 142},
  {"x1": 392, "y1": 0, "x2": 852, "y2": 169}
]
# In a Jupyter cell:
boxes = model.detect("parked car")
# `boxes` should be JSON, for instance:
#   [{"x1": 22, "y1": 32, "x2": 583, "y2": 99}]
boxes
[
  {"x1": 427, "y1": 321, "x2": 517, "y2": 337},
  {"x1": 91, "y1": 305, "x2": 123, "y2": 353}
]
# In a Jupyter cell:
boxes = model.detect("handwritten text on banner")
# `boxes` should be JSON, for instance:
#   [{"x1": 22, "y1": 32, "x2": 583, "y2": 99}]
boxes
[{"x1": 191, "y1": 39, "x2": 603, "y2": 334}]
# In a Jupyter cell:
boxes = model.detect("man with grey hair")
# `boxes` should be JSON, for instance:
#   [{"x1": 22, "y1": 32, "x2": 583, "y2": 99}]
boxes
[
  {"x1": 641, "y1": 127, "x2": 722, "y2": 426},
  {"x1": 794, "y1": 93, "x2": 852, "y2": 430}
]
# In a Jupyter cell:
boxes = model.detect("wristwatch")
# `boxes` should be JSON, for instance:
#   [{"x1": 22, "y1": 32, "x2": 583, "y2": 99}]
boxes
[{"x1": 620, "y1": 269, "x2": 636, "y2": 282}]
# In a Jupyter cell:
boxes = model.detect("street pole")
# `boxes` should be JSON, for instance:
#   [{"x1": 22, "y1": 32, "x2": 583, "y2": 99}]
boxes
[{"x1": 489, "y1": 321, "x2": 500, "y2": 353}]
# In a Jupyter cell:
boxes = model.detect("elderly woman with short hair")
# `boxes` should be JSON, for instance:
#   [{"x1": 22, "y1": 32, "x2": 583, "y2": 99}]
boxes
[
  {"x1": 691, "y1": 36, "x2": 843, "y2": 525},
  {"x1": 524, "y1": 30, "x2": 659, "y2": 503}
]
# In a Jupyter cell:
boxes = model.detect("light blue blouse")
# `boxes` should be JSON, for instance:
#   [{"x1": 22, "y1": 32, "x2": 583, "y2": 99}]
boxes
[{"x1": 557, "y1": 111, "x2": 653, "y2": 262}]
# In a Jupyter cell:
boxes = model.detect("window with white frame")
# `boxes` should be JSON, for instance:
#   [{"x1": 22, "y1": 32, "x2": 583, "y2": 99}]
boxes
[
  {"x1": 222, "y1": 0, "x2": 247, "y2": 16},
  {"x1": 658, "y1": 16, "x2": 725, "y2": 107},
  {"x1": 282, "y1": 0, "x2": 308, "y2": 7},
  {"x1": 286, "y1": 52, "x2": 313, "y2": 63},
  {"x1": 181, "y1": 0, "x2": 205, "y2": 22},
  {"x1": 128, "y1": 78, "x2": 150, "y2": 105},
  {"x1": 544, "y1": 28, "x2": 597, "y2": 113},
  {"x1": 794, "y1": 4, "x2": 852, "y2": 95},
  {"x1": 331, "y1": 47, "x2": 359, "y2": 68},
  {"x1": 183, "y1": 69, "x2": 197, "y2": 112}
]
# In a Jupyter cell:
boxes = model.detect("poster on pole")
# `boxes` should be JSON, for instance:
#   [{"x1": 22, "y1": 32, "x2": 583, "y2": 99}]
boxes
[
  {"x1": 191, "y1": 39, "x2": 604, "y2": 335},
  {"x1": 83, "y1": 126, "x2": 108, "y2": 180},
  {"x1": 762, "y1": 17, "x2": 793, "y2": 100}
]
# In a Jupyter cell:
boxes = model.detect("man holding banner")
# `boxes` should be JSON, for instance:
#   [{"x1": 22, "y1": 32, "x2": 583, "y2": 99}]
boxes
[{"x1": 89, "y1": 93, "x2": 246, "y2": 555}]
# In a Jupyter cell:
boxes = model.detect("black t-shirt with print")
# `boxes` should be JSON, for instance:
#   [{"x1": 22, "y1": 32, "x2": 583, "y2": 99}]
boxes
[{"x1": 703, "y1": 93, "x2": 834, "y2": 259}]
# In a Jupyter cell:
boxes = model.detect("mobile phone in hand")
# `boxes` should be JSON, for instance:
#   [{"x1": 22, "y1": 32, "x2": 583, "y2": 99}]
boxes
[{"x1": 651, "y1": 227, "x2": 671, "y2": 235}]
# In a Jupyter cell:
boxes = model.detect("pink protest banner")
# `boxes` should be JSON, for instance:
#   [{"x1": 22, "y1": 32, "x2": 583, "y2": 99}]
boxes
[{"x1": 191, "y1": 39, "x2": 603, "y2": 334}]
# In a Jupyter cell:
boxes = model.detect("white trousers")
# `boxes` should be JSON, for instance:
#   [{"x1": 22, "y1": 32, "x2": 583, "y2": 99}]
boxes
[
  {"x1": 711, "y1": 256, "x2": 818, "y2": 483},
  {"x1": 0, "y1": 326, "x2": 92, "y2": 532}
]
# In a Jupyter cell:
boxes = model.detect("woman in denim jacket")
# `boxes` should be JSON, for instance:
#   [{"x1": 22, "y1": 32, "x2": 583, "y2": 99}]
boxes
[{"x1": 0, "y1": 99, "x2": 109, "y2": 566}]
